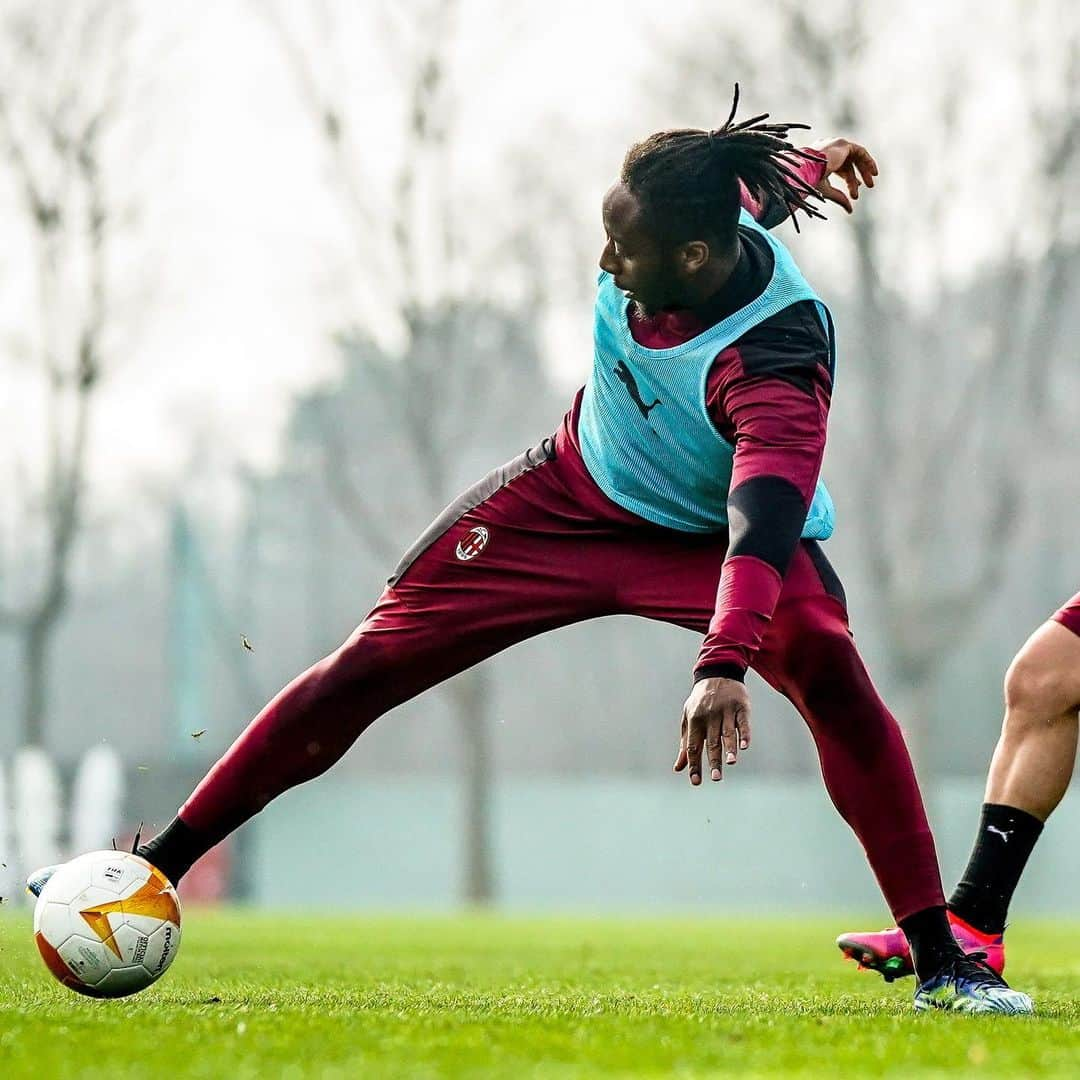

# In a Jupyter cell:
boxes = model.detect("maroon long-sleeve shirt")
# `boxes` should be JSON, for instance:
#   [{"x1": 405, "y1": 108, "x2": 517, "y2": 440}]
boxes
[{"x1": 567, "y1": 153, "x2": 832, "y2": 680}]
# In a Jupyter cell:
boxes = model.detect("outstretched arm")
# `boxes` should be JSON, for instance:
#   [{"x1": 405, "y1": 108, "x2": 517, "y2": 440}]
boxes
[
  {"x1": 674, "y1": 303, "x2": 832, "y2": 784},
  {"x1": 740, "y1": 138, "x2": 879, "y2": 228}
]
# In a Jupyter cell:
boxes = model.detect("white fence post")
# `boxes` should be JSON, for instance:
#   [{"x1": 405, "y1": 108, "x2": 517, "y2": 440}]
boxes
[
  {"x1": 71, "y1": 743, "x2": 125, "y2": 854},
  {"x1": 13, "y1": 747, "x2": 63, "y2": 897}
]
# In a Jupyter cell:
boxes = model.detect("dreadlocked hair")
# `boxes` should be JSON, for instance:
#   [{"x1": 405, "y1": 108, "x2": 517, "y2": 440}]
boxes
[{"x1": 621, "y1": 84, "x2": 826, "y2": 246}]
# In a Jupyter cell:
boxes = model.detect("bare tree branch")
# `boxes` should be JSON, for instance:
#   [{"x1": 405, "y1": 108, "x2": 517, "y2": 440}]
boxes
[
  {"x1": 258, "y1": 0, "x2": 389, "y2": 304},
  {"x1": 321, "y1": 438, "x2": 401, "y2": 565},
  {"x1": 0, "y1": 1, "x2": 133, "y2": 744},
  {"x1": 259, "y1": 0, "x2": 538, "y2": 904}
]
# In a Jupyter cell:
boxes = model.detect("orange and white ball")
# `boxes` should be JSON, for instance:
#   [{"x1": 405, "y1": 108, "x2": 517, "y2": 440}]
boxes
[{"x1": 33, "y1": 850, "x2": 182, "y2": 998}]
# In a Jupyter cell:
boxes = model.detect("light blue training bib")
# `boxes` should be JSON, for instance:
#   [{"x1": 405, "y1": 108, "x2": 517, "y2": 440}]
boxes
[{"x1": 578, "y1": 209, "x2": 836, "y2": 536}]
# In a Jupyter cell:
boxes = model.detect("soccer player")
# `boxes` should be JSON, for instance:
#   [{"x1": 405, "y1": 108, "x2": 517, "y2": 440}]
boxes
[
  {"x1": 30, "y1": 90, "x2": 1031, "y2": 1013},
  {"x1": 838, "y1": 597, "x2": 1080, "y2": 981}
]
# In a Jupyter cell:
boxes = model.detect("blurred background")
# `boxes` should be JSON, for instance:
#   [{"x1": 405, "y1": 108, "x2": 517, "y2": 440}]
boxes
[{"x1": 1, "y1": 0, "x2": 1079, "y2": 915}]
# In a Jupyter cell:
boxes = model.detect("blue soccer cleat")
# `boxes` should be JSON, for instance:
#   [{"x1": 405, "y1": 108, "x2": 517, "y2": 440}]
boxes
[
  {"x1": 913, "y1": 953, "x2": 1033, "y2": 1014},
  {"x1": 26, "y1": 864, "x2": 60, "y2": 899}
]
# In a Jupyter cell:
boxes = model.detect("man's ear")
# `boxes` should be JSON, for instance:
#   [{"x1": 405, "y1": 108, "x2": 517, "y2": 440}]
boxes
[{"x1": 678, "y1": 240, "x2": 710, "y2": 275}]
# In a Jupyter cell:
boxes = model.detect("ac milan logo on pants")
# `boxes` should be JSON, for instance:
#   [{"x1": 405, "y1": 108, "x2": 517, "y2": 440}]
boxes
[{"x1": 456, "y1": 526, "x2": 489, "y2": 561}]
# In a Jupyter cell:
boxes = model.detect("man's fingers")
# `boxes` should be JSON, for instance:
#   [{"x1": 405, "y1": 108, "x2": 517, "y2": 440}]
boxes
[
  {"x1": 706, "y1": 719, "x2": 724, "y2": 782},
  {"x1": 678, "y1": 682, "x2": 752, "y2": 787},
  {"x1": 851, "y1": 144, "x2": 878, "y2": 187},
  {"x1": 674, "y1": 713, "x2": 688, "y2": 772},
  {"x1": 838, "y1": 160, "x2": 860, "y2": 200},
  {"x1": 721, "y1": 709, "x2": 739, "y2": 767},
  {"x1": 685, "y1": 716, "x2": 704, "y2": 786},
  {"x1": 736, "y1": 706, "x2": 752, "y2": 752},
  {"x1": 819, "y1": 179, "x2": 853, "y2": 214}
]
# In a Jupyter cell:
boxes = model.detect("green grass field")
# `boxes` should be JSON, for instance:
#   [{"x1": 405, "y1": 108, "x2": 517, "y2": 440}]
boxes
[{"x1": 2, "y1": 911, "x2": 1080, "y2": 1078}]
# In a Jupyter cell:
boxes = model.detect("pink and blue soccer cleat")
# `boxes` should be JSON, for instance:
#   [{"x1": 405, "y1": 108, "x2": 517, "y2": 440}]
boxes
[
  {"x1": 912, "y1": 954, "x2": 1032, "y2": 1014},
  {"x1": 836, "y1": 911, "x2": 1005, "y2": 982},
  {"x1": 26, "y1": 864, "x2": 60, "y2": 898}
]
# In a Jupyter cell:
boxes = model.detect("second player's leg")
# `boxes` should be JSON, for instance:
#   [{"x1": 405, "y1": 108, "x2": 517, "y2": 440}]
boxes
[
  {"x1": 944, "y1": 596, "x2": 1080, "y2": 942},
  {"x1": 984, "y1": 614, "x2": 1080, "y2": 819}
]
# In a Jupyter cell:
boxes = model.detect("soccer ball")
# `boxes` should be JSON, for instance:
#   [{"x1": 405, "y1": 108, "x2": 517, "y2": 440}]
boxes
[{"x1": 33, "y1": 850, "x2": 182, "y2": 998}]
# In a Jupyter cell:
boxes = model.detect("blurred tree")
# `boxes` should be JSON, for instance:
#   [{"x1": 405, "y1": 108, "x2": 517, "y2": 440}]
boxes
[
  {"x1": 256, "y1": 0, "x2": 560, "y2": 903},
  {"x1": 281, "y1": 302, "x2": 556, "y2": 898},
  {"x1": 0, "y1": 2, "x2": 134, "y2": 747},
  {"x1": 655, "y1": 0, "x2": 1080, "y2": 770}
]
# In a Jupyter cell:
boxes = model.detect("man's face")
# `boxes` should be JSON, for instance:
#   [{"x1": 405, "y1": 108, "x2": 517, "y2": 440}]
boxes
[{"x1": 599, "y1": 182, "x2": 681, "y2": 317}]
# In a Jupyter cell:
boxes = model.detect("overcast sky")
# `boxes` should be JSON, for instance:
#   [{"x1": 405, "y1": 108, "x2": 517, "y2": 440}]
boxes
[
  {"x1": 0, "y1": 0, "x2": 1069, "y2": 514},
  {"x1": 0, "y1": 0, "x2": 659, "y2": 508}
]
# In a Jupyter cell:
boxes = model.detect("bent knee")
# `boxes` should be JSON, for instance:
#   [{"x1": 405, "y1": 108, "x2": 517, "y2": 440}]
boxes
[
  {"x1": 777, "y1": 624, "x2": 866, "y2": 705},
  {"x1": 795, "y1": 623, "x2": 858, "y2": 669},
  {"x1": 303, "y1": 629, "x2": 386, "y2": 701},
  {"x1": 1004, "y1": 651, "x2": 1078, "y2": 724}
]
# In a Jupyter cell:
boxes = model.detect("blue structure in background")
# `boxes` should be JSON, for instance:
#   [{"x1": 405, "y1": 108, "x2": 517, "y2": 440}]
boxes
[
  {"x1": 168, "y1": 505, "x2": 210, "y2": 761},
  {"x1": 250, "y1": 776, "x2": 1080, "y2": 915}
]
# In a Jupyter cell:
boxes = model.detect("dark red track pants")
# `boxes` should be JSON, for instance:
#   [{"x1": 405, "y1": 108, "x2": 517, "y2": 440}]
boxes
[{"x1": 181, "y1": 430, "x2": 946, "y2": 920}]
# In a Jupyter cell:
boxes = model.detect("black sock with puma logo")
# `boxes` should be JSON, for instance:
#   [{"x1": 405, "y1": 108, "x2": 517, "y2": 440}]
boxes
[{"x1": 948, "y1": 803, "x2": 1044, "y2": 935}]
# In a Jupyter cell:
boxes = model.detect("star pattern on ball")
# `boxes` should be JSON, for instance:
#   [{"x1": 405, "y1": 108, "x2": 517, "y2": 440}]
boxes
[{"x1": 78, "y1": 868, "x2": 180, "y2": 959}]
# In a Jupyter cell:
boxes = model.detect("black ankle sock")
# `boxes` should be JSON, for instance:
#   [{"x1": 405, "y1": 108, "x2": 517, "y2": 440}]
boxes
[
  {"x1": 136, "y1": 816, "x2": 211, "y2": 885},
  {"x1": 947, "y1": 803, "x2": 1044, "y2": 935},
  {"x1": 899, "y1": 905, "x2": 963, "y2": 982}
]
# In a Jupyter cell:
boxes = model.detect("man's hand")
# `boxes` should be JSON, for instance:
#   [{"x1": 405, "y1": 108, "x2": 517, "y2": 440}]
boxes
[
  {"x1": 674, "y1": 677, "x2": 752, "y2": 785},
  {"x1": 811, "y1": 137, "x2": 878, "y2": 214}
]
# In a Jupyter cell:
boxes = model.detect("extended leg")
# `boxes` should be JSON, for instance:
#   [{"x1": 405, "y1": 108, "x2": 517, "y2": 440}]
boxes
[{"x1": 138, "y1": 441, "x2": 618, "y2": 883}]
